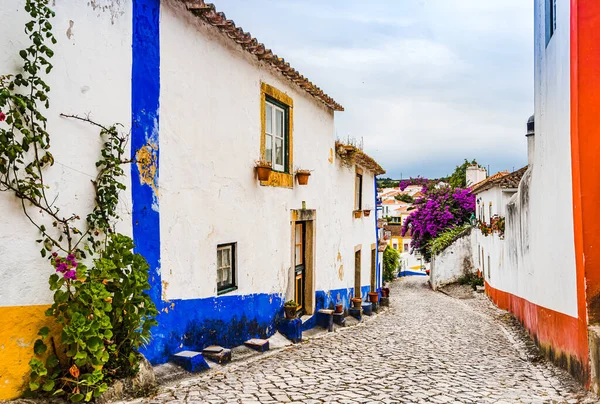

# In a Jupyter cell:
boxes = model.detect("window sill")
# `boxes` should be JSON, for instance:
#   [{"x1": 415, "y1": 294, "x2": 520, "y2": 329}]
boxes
[
  {"x1": 260, "y1": 171, "x2": 293, "y2": 188},
  {"x1": 217, "y1": 286, "x2": 238, "y2": 296}
]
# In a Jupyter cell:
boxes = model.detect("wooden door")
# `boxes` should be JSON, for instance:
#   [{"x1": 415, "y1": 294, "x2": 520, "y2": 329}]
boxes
[
  {"x1": 294, "y1": 222, "x2": 305, "y2": 313},
  {"x1": 370, "y1": 248, "x2": 376, "y2": 292},
  {"x1": 355, "y1": 249, "x2": 362, "y2": 298}
]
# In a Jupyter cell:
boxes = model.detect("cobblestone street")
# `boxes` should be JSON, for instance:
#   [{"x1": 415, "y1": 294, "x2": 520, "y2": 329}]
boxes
[{"x1": 122, "y1": 277, "x2": 596, "y2": 404}]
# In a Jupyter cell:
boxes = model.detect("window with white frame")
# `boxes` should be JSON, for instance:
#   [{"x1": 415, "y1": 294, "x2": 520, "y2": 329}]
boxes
[
  {"x1": 265, "y1": 99, "x2": 288, "y2": 172},
  {"x1": 217, "y1": 243, "x2": 236, "y2": 294}
]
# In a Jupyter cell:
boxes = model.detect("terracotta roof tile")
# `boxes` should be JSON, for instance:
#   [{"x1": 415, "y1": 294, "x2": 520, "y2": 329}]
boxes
[
  {"x1": 335, "y1": 142, "x2": 386, "y2": 175},
  {"x1": 470, "y1": 171, "x2": 510, "y2": 194},
  {"x1": 495, "y1": 166, "x2": 528, "y2": 189},
  {"x1": 471, "y1": 167, "x2": 528, "y2": 194},
  {"x1": 182, "y1": 1, "x2": 343, "y2": 111}
]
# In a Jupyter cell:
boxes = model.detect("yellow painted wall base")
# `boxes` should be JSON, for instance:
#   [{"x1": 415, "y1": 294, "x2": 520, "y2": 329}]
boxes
[{"x1": 0, "y1": 305, "x2": 57, "y2": 400}]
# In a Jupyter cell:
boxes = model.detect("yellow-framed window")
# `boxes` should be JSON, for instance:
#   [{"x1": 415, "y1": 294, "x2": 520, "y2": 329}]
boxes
[{"x1": 260, "y1": 83, "x2": 294, "y2": 188}]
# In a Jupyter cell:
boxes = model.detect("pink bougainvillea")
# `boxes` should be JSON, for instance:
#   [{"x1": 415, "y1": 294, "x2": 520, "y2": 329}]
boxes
[{"x1": 402, "y1": 184, "x2": 475, "y2": 261}]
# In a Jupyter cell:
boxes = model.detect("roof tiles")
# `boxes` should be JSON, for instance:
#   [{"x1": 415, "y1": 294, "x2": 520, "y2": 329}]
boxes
[{"x1": 182, "y1": 0, "x2": 344, "y2": 111}]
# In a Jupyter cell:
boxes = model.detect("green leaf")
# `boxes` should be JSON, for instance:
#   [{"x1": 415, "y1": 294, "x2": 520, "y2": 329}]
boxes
[
  {"x1": 19, "y1": 50, "x2": 27, "y2": 59},
  {"x1": 42, "y1": 379, "x2": 55, "y2": 392},
  {"x1": 86, "y1": 336, "x2": 102, "y2": 351},
  {"x1": 85, "y1": 391, "x2": 93, "y2": 402},
  {"x1": 38, "y1": 326, "x2": 50, "y2": 339},
  {"x1": 70, "y1": 393, "x2": 84, "y2": 402},
  {"x1": 33, "y1": 339, "x2": 47, "y2": 355},
  {"x1": 52, "y1": 388, "x2": 65, "y2": 396},
  {"x1": 46, "y1": 354, "x2": 59, "y2": 369},
  {"x1": 29, "y1": 381, "x2": 40, "y2": 391},
  {"x1": 40, "y1": 248, "x2": 46, "y2": 258}
]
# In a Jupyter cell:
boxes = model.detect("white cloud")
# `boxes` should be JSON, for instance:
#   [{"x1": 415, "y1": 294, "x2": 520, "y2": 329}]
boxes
[{"x1": 215, "y1": 0, "x2": 533, "y2": 178}]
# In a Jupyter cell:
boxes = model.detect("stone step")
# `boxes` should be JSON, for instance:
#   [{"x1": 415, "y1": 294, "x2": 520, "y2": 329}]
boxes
[
  {"x1": 202, "y1": 345, "x2": 232, "y2": 364},
  {"x1": 171, "y1": 350, "x2": 209, "y2": 373},
  {"x1": 244, "y1": 338, "x2": 270, "y2": 352}
]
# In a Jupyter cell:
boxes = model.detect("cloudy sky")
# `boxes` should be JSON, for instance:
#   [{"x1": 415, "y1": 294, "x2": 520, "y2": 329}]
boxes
[{"x1": 217, "y1": 0, "x2": 533, "y2": 179}]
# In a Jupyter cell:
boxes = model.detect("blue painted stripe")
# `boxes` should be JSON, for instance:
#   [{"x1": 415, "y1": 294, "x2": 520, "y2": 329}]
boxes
[{"x1": 132, "y1": 0, "x2": 162, "y2": 305}]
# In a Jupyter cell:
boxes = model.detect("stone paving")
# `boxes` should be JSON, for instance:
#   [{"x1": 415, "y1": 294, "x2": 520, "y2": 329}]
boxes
[{"x1": 120, "y1": 277, "x2": 597, "y2": 403}]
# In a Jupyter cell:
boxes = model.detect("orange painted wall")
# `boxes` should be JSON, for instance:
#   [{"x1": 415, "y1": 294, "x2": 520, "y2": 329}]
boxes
[
  {"x1": 0, "y1": 305, "x2": 57, "y2": 400},
  {"x1": 571, "y1": 0, "x2": 600, "y2": 326},
  {"x1": 485, "y1": 282, "x2": 588, "y2": 380}
]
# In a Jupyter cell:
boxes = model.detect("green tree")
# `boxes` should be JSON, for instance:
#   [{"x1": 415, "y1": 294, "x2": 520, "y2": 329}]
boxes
[
  {"x1": 383, "y1": 246, "x2": 400, "y2": 282},
  {"x1": 377, "y1": 177, "x2": 400, "y2": 188},
  {"x1": 395, "y1": 193, "x2": 414, "y2": 203},
  {"x1": 447, "y1": 159, "x2": 478, "y2": 188}
]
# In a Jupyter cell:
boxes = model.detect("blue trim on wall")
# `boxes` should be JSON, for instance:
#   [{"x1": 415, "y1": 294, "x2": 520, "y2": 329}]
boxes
[
  {"x1": 132, "y1": 0, "x2": 162, "y2": 305},
  {"x1": 143, "y1": 293, "x2": 284, "y2": 364},
  {"x1": 399, "y1": 270, "x2": 428, "y2": 277},
  {"x1": 303, "y1": 285, "x2": 372, "y2": 330}
]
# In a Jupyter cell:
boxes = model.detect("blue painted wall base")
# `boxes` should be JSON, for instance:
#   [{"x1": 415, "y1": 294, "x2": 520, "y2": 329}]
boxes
[{"x1": 278, "y1": 318, "x2": 302, "y2": 343}]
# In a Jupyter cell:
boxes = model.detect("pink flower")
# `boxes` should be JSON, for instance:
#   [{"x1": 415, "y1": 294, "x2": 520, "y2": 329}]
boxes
[
  {"x1": 64, "y1": 269, "x2": 77, "y2": 280},
  {"x1": 0, "y1": 111, "x2": 5, "y2": 122}
]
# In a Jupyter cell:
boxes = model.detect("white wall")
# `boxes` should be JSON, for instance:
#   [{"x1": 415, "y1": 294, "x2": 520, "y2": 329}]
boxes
[
  {"x1": 430, "y1": 228, "x2": 474, "y2": 290},
  {"x1": 0, "y1": 0, "x2": 132, "y2": 307},
  {"x1": 475, "y1": 0, "x2": 577, "y2": 317},
  {"x1": 476, "y1": 187, "x2": 517, "y2": 222},
  {"x1": 472, "y1": 0, "x2": 576, "y2": 317},
  {"x1": 159, "y1": 1, "x2": 377, "y2": 302}
]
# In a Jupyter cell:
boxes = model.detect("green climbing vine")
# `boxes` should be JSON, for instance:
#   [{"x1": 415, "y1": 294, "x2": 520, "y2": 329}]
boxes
[{"x1": 0, "y1": 1, "x2": 157, "y2": 402}]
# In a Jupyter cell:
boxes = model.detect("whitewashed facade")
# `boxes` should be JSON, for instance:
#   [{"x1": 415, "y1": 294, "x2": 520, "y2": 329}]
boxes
[{"x1": 0, "y1": 0, "x2": 384, "y2": 398}]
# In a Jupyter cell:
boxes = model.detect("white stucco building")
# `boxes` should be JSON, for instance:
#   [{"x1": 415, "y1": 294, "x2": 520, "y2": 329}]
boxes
[{"x1": 0, "y1": 0, "x2": 385, "y2": 398}]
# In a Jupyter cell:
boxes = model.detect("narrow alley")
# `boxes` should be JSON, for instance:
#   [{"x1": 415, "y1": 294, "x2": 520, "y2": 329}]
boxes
[{"x1": 120, "y1": 278, "x2": 595, "y2": 404}]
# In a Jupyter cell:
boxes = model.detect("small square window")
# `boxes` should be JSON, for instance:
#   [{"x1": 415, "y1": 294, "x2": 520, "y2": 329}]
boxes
[
  {"x1": 404, "y1": 243, "x2": 409, "y2": 251},
  {"x1": 217, "y1": 243, "x2": 237, "y2": 294}
]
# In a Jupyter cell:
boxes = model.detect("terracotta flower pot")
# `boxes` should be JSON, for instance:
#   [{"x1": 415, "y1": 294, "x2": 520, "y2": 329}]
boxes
[
  {"x1": 256, "y1": 166, "x2": 272, "y2": 182},
  {"x1": 363, "y1": 210, "x2": 371, "y2": 217},
  {"x1": 284, "y1": 306, "x2": 298, "y2": 319},
  {"x1": 296, "y1": 172, "x2": 310, "y2": 185},
  {"x1": 335, "y1": 304, "x2": 343, "y2": 314},
  {"x1": 351, "y1": 298, "x2": 362, "y2": 308},
  {"x1": 354, "y1": 210, "x2": 362, "y2": 219},
  {"x1": 368, "y1": 292, "x2": 379, "y2": 303}
]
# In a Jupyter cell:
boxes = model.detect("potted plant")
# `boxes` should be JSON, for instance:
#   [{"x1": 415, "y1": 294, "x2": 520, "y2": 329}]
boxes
[
  {"x1": 335, "y1": 299, "x2": 343, "y2": 314},
  {"x1": 284, "y1": 300, "x2": 299, "y2": 319},
  {"x1": 353, "y1": 210, "x2": 362, "y2": 219},
  {"x1": 295, "y1": 169, "x2": 312, "y2": 185},
  {"x1": 381, "y1": 283, "x2": 390, "y2": 298},
  {"x1": 255, "y1": 159, "x2": 272, "y2": 182},
  {"x1": 363, "y1": 208, "x2": 372, "y2": 217},
  {"x1": 351, "y1": 297, "x2": 362, "y2": 308},
  {"x1": 368, "y1": 291, "x2": 379, "y2": 303}
]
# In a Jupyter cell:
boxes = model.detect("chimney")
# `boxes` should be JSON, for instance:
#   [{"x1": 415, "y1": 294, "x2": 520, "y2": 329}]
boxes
[
  {"x1": 526, "y1": 114, "x2": 535, "y2": 165},
  {"x1": 466, "y1": 164, "x2": 487, "y2": 187}
]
